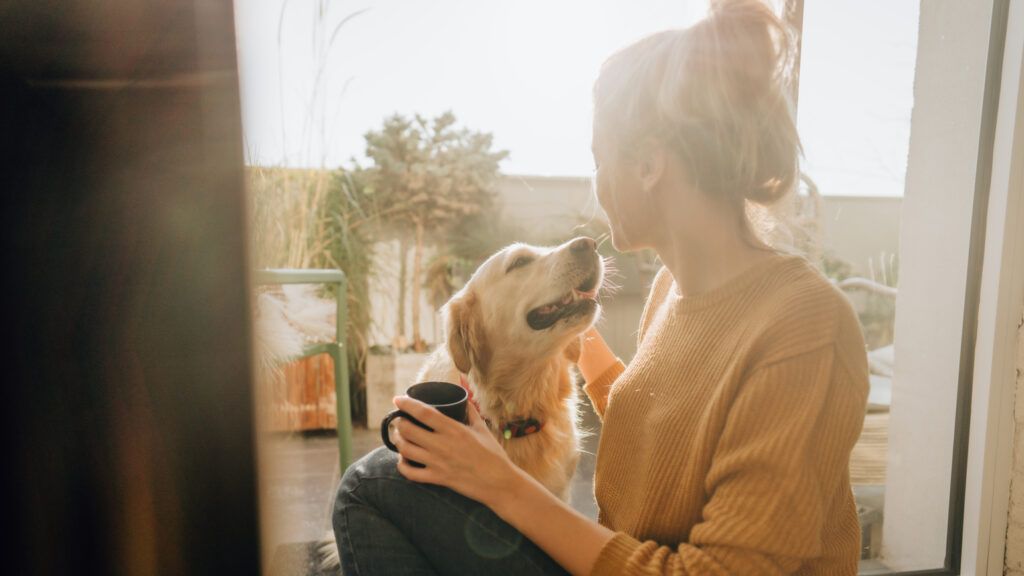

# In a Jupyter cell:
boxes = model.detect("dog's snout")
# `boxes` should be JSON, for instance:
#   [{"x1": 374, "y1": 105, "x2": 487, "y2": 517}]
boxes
[{"x1": 569, "y1": 237, "x2": 596, "y2": 255}]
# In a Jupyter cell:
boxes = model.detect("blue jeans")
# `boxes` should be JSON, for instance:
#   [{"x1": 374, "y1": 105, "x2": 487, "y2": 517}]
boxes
[{"x1": 333, "y1": 446, "x2": 569, "y2": 576}]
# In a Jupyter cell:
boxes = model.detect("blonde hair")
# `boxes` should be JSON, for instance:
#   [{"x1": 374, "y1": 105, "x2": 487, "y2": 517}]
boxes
[{"x1": 593, "y1": 0, "x2": 803, "y2": 247}]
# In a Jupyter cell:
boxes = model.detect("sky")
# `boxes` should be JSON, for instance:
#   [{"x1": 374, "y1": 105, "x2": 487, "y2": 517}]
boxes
[{"x1": 234, "y1": 0, "x2": 919, "y2": 197}]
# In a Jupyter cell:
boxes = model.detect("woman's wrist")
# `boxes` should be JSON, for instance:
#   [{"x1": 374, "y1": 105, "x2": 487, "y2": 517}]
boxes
[
  {"x1": 488, "y1": 463, "x2": 541, "y2": 521},
  {"x1": 577, "y1": 326, "x2": 618, "y2": 383}
]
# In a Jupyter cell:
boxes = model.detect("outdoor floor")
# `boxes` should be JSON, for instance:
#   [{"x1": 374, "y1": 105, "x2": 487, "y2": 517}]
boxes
[{"x1": 264, "y1": 395, "x2": 603, "y2": 576}]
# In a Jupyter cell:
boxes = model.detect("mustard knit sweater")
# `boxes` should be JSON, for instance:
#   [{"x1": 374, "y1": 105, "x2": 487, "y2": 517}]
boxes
[{"x1": 583, "y1": 253, "x2": 869, "y2": 576}]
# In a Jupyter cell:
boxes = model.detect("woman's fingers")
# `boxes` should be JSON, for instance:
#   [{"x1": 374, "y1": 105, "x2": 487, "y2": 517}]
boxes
[
  {"x1": 394, "y1": 417, "x2": 443, "y2": 452},
  {"x1": 393, "y1": 435, "x2": 435, "y2": 467},
  {"x1": 393, "y1": 395, "x2": 453, "y2": 432},
  {"x1": 396, "y1": 455, "x2": 437, "y2": 484}
]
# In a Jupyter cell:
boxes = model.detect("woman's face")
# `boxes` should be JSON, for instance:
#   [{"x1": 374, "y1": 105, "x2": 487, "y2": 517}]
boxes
[{"x1": 591, "y1": 124, "x2": 657, "y2": 253}]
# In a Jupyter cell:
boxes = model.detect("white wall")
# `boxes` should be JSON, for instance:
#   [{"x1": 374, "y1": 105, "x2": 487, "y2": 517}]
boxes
[
  {"x1": 496, "y1": 174, "x2": 903, "y2": 276},
  {"x1": 820, "y1": 196, "x2": 902, "y2": 278},
  {"x1": 496, "y1": 175, "x2": 598, "y2": 236},
  {"x1": 367, "y1": 239, "x2": 442, "y2": 349}
]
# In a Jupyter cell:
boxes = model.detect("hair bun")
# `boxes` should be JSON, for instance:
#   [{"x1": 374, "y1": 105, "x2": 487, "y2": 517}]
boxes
[
  {"x1": 709, "y1": 0, "x2": 778, "y2": 20},
  {"x1": 704, "y1": 0, "x2": 795, "y2": 98}
]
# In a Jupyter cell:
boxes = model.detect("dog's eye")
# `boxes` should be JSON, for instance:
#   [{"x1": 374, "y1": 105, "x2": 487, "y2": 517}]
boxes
[{"x1": 506, "y1": 256, "x2": 533, "y2": 273}]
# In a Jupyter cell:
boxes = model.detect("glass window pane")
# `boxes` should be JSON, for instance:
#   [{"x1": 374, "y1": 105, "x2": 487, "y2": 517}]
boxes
[
  {"x1": 797, "y1": 1, "x2": 972, "y2": 572},
  {"x1": 238, "y1": 2, "x2": 978, "y2": 574}
]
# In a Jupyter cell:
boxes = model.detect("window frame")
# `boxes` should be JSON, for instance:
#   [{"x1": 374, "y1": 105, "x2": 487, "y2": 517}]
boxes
[{"x1": 960, "y1": 1, "x2": 1024, "y2": 574}]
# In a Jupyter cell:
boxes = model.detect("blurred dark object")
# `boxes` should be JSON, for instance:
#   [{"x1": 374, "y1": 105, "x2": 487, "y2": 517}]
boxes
[
  {"x1": 0, "y1": 1, "x2": 260, "y2": 574},
  {"x1": 269, "y1": 541, "x2": 342, "y2": 576}
]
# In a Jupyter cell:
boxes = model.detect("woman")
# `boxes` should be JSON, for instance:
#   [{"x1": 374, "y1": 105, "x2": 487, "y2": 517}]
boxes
[{"x1": 332, "y1": 0, "x2": 869, "y2": 574}]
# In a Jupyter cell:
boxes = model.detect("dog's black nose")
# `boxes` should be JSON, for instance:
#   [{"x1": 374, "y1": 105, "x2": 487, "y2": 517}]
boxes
[{"x1": 569, "y1": 237, "x2": 597, "y2": 254}]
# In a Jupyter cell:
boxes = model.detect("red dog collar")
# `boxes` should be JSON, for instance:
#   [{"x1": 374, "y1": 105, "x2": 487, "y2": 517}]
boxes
[{"x1": 458, "y1": 373, "x2": 544, "y2": 440}]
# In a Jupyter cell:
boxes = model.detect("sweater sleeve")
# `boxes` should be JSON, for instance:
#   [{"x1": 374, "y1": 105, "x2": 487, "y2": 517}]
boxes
[{"x1": 589, "y1": 344, "x2": 868, "y2": 576}]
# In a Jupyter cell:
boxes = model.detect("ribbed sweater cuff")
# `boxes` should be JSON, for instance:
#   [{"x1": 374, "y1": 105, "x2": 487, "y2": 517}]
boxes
[
  {"x1": 591, "y1": 532, "x2": 643, "y2": 576},
  {"x1": 583, "y1": 359, "x2": 624, "y2": 418}
]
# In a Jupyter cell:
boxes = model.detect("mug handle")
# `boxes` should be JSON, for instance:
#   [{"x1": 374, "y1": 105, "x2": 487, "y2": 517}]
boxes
[{"x1": 380, "y1": 410, "x2": 431, "y2": 452}]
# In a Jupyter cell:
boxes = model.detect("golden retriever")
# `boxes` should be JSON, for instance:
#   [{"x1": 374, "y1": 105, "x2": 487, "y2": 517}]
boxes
[
  {"x1": 321, "y1": 236, "x2": 603, "y2": 567},
  {"x1": 415, "y1": 235, "x2": 603, "y2": 499}
]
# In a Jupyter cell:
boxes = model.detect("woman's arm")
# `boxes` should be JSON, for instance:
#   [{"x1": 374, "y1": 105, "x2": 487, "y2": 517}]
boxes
[{"x1": 577, "y1": 326, "x2": 625, "y2": 418}]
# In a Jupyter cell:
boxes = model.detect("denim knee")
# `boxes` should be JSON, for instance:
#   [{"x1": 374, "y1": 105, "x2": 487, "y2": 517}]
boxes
[{"x1": 336, "y1": 446, "x2": 398, "y2": 510}]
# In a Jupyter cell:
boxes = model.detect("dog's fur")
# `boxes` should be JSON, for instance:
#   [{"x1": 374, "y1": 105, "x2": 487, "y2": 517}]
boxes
[{"x1": 320, "y1": 237, "x2": 603, "y2": 567}]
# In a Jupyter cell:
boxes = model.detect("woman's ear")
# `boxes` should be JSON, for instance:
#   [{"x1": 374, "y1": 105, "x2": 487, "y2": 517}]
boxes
[
  {"x1": 638, "y1": 140, "x2": 667, "y2": 194},
  {"x1": 445, "y1": 292, "x2": 490, "y2": 375}
]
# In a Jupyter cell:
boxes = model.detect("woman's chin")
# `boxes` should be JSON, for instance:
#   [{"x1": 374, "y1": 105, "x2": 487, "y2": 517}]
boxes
[{"x1": 609, "y1": 228, "x2": 636, "y2": 253}]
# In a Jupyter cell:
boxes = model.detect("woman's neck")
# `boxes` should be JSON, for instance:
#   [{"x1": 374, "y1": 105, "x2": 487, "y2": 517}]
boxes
[{"x1": 654, "y1": 214, "x2": 775, "y2": 299}]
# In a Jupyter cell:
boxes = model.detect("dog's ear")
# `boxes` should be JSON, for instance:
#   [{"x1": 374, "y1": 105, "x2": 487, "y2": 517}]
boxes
[
  {"x1": 446, "y1": 292, "x2": 490, "y2": 374},
  {"x1": 562, "y1": 334, "x2": 583, "y2": 363}
]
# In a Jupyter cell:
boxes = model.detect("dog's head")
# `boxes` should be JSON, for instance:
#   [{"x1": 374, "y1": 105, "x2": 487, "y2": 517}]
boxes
[{"x1": 443, "y1": 237, "x2": 604, "y2": 376}]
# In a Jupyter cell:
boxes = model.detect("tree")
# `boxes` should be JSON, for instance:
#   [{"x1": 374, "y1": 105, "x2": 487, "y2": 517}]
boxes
[{"x1": 360, "y1": 111, "x2": 507, "y2": 351}]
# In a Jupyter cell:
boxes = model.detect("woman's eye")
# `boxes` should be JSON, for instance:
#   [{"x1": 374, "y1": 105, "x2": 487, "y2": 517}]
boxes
[{"x1": 506, "y1": 256, "x2": 533, "y2": 273}]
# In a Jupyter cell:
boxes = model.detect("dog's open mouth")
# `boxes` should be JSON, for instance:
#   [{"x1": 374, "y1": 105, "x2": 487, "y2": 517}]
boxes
[{"x1": 526, "y1": 274, "x2": 600, "y2": 331}]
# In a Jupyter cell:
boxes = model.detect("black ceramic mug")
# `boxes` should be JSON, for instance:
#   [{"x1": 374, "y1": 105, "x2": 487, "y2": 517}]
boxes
[{"x1": 381, "y1": 381, "x2": 469, "y2": 467}]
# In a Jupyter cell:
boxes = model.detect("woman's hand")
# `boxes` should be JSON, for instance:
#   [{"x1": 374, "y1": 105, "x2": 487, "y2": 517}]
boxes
[
  {"x1": 577, "y1": 326, "x2": 618, "y2": 383},
  {"x1": 391, "y1": 393, "x2": 617, "y2": 576},
  {"x1": 390, "y1": 395, "x2": 522, "y2": 507}
]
